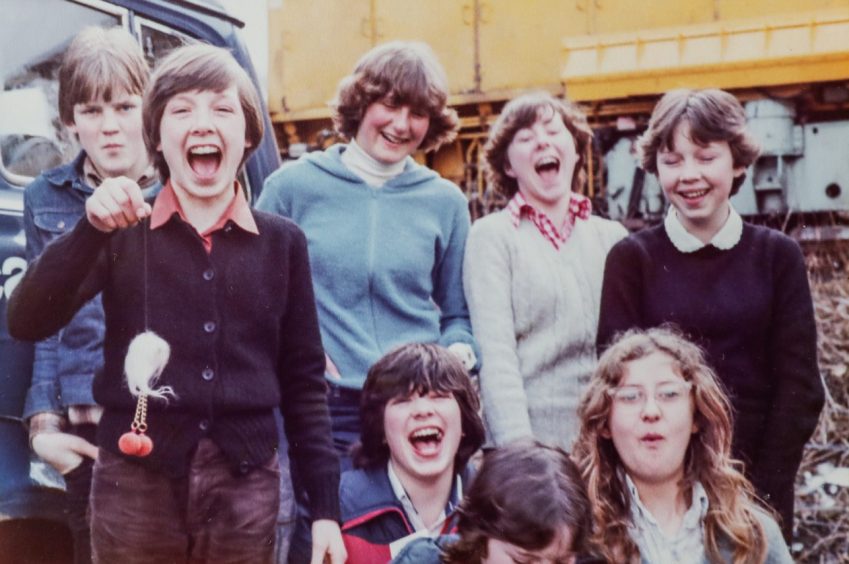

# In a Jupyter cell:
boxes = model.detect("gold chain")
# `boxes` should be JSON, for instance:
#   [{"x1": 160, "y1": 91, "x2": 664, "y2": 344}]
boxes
[{"x1": 130, "y1": 394, "x2": 148, "y2": 433}]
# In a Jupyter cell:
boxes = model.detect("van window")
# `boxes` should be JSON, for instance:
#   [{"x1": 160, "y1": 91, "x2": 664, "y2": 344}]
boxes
[
  {"x1": 0, "y1": 0, "x2": 125, "y2": 185},
  {"x1": 136, "y1": 18, "x2": 188, "y2": 67}
]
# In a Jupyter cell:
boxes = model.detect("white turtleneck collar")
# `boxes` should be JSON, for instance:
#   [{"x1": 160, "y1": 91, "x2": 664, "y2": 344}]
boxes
[{"x1": 341, "y1": 139, "x2": 407, "y2": 187}]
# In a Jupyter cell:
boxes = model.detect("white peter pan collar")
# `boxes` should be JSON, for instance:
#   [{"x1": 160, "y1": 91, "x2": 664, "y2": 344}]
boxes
[{"x1": 664, "y1": 205, "x2": 743, "y2": 253}]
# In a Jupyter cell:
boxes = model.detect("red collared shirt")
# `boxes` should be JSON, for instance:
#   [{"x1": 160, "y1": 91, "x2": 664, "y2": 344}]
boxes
[
  {"x1": 150, "y1": 181, "x2": 259, "y2": 253},
  {"x1": 507, "y1": 191, "x2": 591, "y2": 250}
]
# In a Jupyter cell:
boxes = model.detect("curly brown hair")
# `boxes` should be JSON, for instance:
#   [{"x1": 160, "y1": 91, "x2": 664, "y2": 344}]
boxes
[
  {"x1": 351, "y1": 343, "x2": 484, "y2": 473},
  {"x1": 332, "y1": 41, "x2": 458, "y2": 153},
  {"x1": 572, "y1": 327, "x2": 771, "y2": 564},
  {"x1": 637, "y1": 89, "x2": 761, "y2": 196},
  {"x1": 442, "y1": 440, "x2": 593, "y2": 564},
  {"x1": 484, "y1": 92, "x2": 593, "y2": 199}
]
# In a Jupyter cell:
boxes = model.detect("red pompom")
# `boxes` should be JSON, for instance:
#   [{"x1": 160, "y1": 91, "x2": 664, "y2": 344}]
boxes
[
  {"x1": 136, "y1": 434, "x2": 154, "y2": 457},
  {"x1": 119, "y1": 432, "x2": 142, "y2": 455}
]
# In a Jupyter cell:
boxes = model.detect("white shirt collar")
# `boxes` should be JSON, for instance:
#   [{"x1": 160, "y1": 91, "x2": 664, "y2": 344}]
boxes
[
  {"x1": 387, "y1": 462, "x2": 462, "y2": 536},
  {"x1": 625, "y1": 473, "x2": 709, "y2": 564},
  {"x1": 341, "y1": 139, "x2": 407, "y2": 187},
  {"x1": 664, "y1": 205, "x2": 743, "y2": 253}
]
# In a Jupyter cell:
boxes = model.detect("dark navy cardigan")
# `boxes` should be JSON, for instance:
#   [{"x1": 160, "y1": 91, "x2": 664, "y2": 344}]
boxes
[{"x1": 8, "y1": 208, "x2": 340, "y2": 521}]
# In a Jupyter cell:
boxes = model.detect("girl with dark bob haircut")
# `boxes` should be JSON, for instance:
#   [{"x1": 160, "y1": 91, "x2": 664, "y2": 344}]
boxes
[
  {"x1": 353, "y1": 342, "x2": 484, "y2": 471},
  {"x1": 637, "y1": 88, "x2": 760, "y2": 195},
  {"x1": 392, "y1": 440, "x2": 596, "y2": 564},
  {"x1": 339, "y1": 343, "x2": 484, "y2": 564}
]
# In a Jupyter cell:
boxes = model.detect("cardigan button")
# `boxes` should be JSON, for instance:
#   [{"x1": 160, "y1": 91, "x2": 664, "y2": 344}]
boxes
[
  {"x1": 203, "y1": 321, "x2": 216, "y2": 333},
  {"x1": 238, "y1": 461, "x2": 250, "y2": 475},
  {"x1": 201, "y1": 368, "x2": 214, "y2": 381},
  {"x1": 203, "y1": 269, "x2": 215, "y2": 281},
  {"x1": 199, "y1": 419, "x2": 210, "y2": 431}
]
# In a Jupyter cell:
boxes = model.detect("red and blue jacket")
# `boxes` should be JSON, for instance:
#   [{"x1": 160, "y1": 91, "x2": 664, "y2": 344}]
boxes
[{"x1": 340, "y1": 465, "x2": 470, "y2": 564}]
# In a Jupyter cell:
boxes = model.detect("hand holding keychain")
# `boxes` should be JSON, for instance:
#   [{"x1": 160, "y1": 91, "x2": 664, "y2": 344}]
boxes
[{"x1": 119, "y1": 331, "x2": 174, "y2": 457}]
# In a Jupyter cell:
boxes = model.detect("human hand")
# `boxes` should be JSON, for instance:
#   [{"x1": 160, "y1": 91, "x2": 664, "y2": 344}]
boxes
[
  {"x1": 85, "y1": 176, "x2": 151, "y2": 233},
  {"x1": 448, "y1": 342, "x2": 477, "y2": 371},
  {"x1": 325, "y1": 354, "x2": 342, "y2": 381},
  {"x1": 310, "y1": 519, "x2": 346, "y2": 564},
  {"x1": 31, "y1": 431, "x2": 99, "y2": 475}
]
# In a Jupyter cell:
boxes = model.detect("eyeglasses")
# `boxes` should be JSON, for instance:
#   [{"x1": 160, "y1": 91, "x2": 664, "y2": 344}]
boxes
[{"x1": 607, "y1": 381, "x2": 693, "y2": 407}]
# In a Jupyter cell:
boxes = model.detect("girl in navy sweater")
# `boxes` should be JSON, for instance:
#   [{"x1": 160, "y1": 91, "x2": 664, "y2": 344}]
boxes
[{"x1": 597, "y1": 89, "x2": 824, "y2": 541}]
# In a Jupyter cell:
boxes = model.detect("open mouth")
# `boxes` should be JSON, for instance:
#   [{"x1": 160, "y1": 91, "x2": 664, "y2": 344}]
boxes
[
  {"x1": 408, "y1": 426, "x2": 444, "y2": 456},
  {"x1": 534, "y1": 156, "x2": 561, "y2": 183},
  {"x1": 679, "y1": 188, "x2": 710, "y2": 201},
  {"x1": 188, "y1": 145, "x2": 222, "y2": 178}
]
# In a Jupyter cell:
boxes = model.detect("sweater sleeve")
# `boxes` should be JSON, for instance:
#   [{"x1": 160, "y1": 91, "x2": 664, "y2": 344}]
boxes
[
  {"x1": 596, "y1": 236, "x2": 645, "y2": 354},
  {"x1": 432, "y1": 192, "x2": 478, "y2": 360},
  {"x1": 752, "y1": 237, "x2": 824, "y2": 518},
  {"x1": 8, "y1": 216, "x2": 109, "y2": 342},
  {"x1": 463, "y1": 218, "x2": 533, "y2": 445},
  {"x1": 277, "y1": 226, "x2": 340, "y2": 522}
]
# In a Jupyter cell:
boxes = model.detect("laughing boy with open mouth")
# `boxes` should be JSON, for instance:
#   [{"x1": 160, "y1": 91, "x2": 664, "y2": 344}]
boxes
[
  {"x1": 8, "y1": 44, "x2": 345, "y2": 564},
  {"x1": 338, "y1": 343, "x2": 485, "y2": 564}
]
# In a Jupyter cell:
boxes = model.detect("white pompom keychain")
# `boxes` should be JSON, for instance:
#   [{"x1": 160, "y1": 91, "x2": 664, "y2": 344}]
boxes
[{"x1": 118, "y1": 220, "x2": 176, "y2": 457}]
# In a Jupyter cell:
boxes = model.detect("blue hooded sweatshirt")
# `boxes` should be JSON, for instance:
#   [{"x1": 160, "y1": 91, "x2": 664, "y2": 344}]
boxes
[{"x1": 257, "y1": 144, "x2": 477, "y2": 389}]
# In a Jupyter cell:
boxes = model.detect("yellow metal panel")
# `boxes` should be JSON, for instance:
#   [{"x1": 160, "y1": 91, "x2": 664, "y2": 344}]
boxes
[
  {"x1": 717, "y1": 0, "x2": 849, "y2": 21},
  {"x1": 588, "y1": 0, "x2": 716, "y2": 33},
  {"x1": 562, "y1": 9, "x2": 849, "y2": 101},
  {"x1": 478, "y1": 0, "x2": 587, "y2": 94},
  {"x1": 373, "y1": 0, "x2": 476, "y2": 95},
  {"x1": 267, "y1": 0, "x2": 372, "y2": 117}
]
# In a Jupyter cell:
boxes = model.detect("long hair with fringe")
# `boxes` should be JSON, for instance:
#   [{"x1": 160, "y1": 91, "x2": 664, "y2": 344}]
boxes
[{"x1": 572, "y1": 327, "x2": 770, "y2": 563}]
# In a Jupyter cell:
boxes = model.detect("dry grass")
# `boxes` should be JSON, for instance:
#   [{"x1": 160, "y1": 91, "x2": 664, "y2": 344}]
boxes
[{"x1": 793, "y1": 245, "x2": 849, "y2": 563}]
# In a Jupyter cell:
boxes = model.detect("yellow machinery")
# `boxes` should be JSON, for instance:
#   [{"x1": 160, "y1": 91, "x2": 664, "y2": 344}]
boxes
[{"x1": 267, "y1": 0, "x2": 849, "y2": 227}]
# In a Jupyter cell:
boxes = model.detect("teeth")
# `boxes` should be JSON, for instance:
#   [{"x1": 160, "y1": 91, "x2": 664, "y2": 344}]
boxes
[
  {"x1": 682, "y1": 189, "x2": 709, "y2": 198},
  {"x1": 537, "y1": 156, "x2": 559, "y2": 166},
  {"x1": 382, "y1": 132, "x2": 408, "y2": 144},
  {"x1": 189, "y1": 146, "x2": 219, "y2": 155},
  {"x1": 410, "y1": 428, "x2": 442, "y2": 440}
]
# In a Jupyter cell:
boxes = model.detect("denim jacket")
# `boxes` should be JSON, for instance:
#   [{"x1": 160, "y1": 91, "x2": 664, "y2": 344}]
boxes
[{"x1": 22, "y1": 152, "x2": 160, "y2": 418}]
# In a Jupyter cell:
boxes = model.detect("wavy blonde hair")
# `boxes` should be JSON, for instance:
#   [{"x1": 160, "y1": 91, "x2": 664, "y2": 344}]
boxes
[{"x1": 573, "y1": 327, "x2": 770, "y2": 563}]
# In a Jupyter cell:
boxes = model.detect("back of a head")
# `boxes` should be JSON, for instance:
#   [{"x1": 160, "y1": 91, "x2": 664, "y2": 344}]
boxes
[{"x1": 446, "y1": 440, "x2": 592, "y2": 563}]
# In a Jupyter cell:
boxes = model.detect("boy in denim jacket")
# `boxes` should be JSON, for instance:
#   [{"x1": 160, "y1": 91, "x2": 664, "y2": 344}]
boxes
[{"x1": 22, "y1": 26, "x2": 155, "y2": 564}]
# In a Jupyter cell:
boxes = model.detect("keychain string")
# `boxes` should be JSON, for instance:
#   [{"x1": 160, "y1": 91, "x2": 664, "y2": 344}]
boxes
[
  {"x1": 134, "y1": 217, "x2": 150, "y2": 436},
  {"x1": 143, "y1": 215, "x2": 149, "y2": 331}
]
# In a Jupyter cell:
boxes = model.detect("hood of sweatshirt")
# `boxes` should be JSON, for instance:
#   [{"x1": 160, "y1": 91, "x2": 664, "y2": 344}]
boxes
[{"x1": 302, "y1": 144, "x2": 439, "y2": 188}]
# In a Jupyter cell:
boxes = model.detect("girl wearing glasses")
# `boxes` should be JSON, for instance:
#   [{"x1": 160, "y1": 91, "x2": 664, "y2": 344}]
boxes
[
  {"x1": 573, "y1": 327, "x2": 792, "y2": 563},
  {"x1": 596, "y1": 89, "x2": 823, "y2": 540}
]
